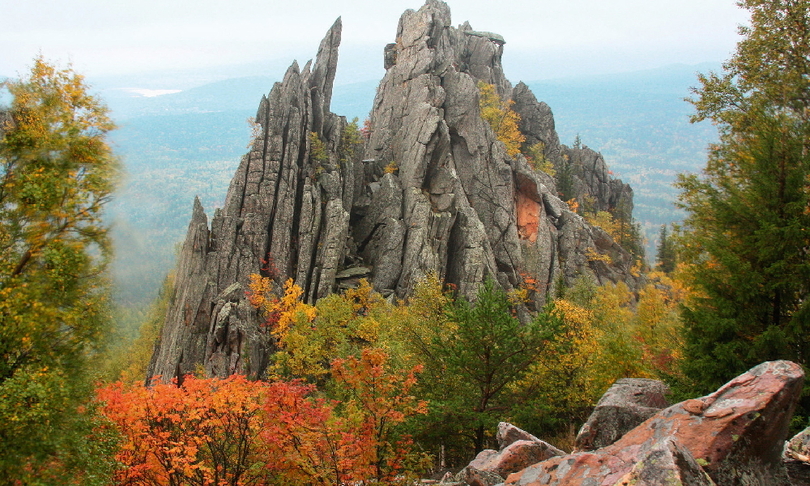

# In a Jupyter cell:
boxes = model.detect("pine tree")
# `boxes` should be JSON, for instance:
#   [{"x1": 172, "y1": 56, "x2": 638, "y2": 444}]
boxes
[
  {"x1": 555, "y1": 154, "x2": 575, "y2": 201},
  {"x1": 677, "y1": 0, "x2": 810, "y2": 394},
  {"x1": 404, "y1": 279, "x2": 552, "y2": 461},
  {"x1": 0, "y1": 57, "x2": 119, "y2": 482},
  {"x1": 655, "y1": 225, "x2": 676, "y2": 274}
]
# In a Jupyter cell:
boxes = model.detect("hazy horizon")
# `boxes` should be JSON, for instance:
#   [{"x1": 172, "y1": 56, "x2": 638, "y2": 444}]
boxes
[{"x1": 3, "y1": 0, "x2": 747, "y2": 88}]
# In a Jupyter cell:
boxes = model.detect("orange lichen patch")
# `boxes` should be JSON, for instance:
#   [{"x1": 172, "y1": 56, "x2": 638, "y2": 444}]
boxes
[{"x1": 516, "y1": 190, "x2": 540, "y2": 242}]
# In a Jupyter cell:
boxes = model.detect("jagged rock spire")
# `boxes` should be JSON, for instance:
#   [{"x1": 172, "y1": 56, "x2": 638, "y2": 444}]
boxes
[
  {"x1": 148, "y1": 1, "x2": 641, "y2": 382},
  {"x1": 148, "y1": 18, "x2": 351, "y2": 381}
]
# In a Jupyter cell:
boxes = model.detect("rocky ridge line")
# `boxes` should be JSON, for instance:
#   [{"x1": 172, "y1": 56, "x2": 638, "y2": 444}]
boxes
[{"x1": 148, "y1": 0, "x2": 641, "y2": 381}]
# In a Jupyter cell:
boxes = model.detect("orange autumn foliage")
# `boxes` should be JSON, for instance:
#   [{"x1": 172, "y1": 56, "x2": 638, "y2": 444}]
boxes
[
  {"x1": 97, "y1": 349, "x2": 426, "y2": 486},
  {"x1": 331, "y1": 348, "x2": 428, "y2": 481},
  {"x1": 97, "y1": 375, "x2": 273, "y2": 486}
]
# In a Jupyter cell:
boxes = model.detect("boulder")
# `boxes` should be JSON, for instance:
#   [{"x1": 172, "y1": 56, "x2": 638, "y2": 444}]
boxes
[
  {"x1": 613, "y1": 439, "x2": 716, "y2": 485},
  {"x1": 575, "y1": 377, "x2": 670, "y2": 451},
  {"x1": 464, "y1": 423, "x2": 564, "y2": 479},
  {"x1": 505, "y1": 361, "x2": 804, "y2": 486},
  {"x1": 786, "y1": 426, "x2": 810, "y2": 461},
  {"x1": 497, "y1": 422, "x2": 542, "y2": 450},
  {"x1": 454, "y1": 466, "x2": 504, "y2": 486},
  {"x1": 479, "y1": 440, "x2": 563, "y2": 478},
  {"x1": 784, "y1": 427, "x2": 810, "y2": 485}
]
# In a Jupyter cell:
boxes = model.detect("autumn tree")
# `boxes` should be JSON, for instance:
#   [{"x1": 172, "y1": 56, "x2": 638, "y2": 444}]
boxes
[
  {"x1": 98, "y1": 351, "x2": 427, "y2": 486},
  {"x1": 677, "y1": 0, "x2": 810, "y2": 395},
  {"x1": 510, "y1": 275, "x2": 686, "y2": 448},
  {"x1": 259, "y1": 349, "x2": 427, "y2": 485},
  {"x1": 98, "y1": 375, "x2": 271, "y2": 486},
  {"x1": 510, "y1": 297, "x2": 603, "y2": 445},
  {"x1": 248, "y1": 276, "x2": 389, "y2": 384},
  {"x1": 327, "y1": 348, "x2": 428, "y2": 483},
  {"x1": 0, "y1": 57, "x2": 119, "y2": 482},
  {"x1": 478, "y1": 81, "x2": 525, "y2": 158}
]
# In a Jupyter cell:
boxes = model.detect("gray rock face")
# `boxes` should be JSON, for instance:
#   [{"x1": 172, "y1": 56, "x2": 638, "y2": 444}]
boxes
[
  {"x1": 148, "y1": 1, "x2": 643, "y2": 381},
  {"x1": 575, "y1": 378, "x2": 671, "y2": 451},
  {"x1": 358, "y1": 0, "x2": 641, "y2": 305},
  {"x1": 148, "y1": 18, "x2": 353, "y2": 381},
  {"x1": 618, "y1": 439, "x2": 717, "y2": 486}
]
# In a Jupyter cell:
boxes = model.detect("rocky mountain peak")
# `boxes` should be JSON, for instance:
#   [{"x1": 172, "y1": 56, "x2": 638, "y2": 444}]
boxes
[{"x1": 148, "y1": 0, "x2": 642, "y2": 382}]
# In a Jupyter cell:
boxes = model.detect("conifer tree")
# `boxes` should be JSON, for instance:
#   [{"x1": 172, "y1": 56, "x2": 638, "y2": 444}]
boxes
[
  {"x1": 0, "y1": 57, "x2": 119, "y2": 482},
  {"x1": 655, "y1": 225, "x2": 677, "y2": 274},
  {"x1": 403, "y1": 279, "x2": 552, "y2": 461},
  {"x1": 677, "y1": 0, "x2": 810, "y2": 394}
]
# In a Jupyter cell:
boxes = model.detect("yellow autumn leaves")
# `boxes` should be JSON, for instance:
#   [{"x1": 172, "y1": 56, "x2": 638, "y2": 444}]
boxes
[
  {"x1": 248, "y1": 276, "x2": 386, "y2": 382},
  {"x1": 478, "y1": 81, "x2": 525, "y2": 158},
  {"x1": 247, "y1": 269, "x2": 686, "y2": 456}
]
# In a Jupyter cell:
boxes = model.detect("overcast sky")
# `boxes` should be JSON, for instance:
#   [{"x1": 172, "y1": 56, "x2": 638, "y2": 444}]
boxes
[{"x1": 2, "y1": 0, "x2": 749, "y2": 86}]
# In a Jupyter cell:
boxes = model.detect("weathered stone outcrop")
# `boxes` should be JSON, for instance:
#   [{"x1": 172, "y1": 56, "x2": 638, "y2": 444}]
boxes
[
  {"x1": 466, "y1": 438, "x2": 564, "y2": 479},
  {"x1": 503, "y1": 361, "x2": 803, "y2": 486},
  {"x1": 497, "y1": 422, "x2": 544, "y2": 449},
  {"x1": 356, "y1": 0, "x2": 640, "y2": 305},
  {"x1": 148, "y1": 0, "x2": 643, "y2": 381},
  {"x1": 575, "y1": 378, "x2": 670, "y2": 451},
  {"x1": 148, "y1": 18, "x2": 354, "y2": 381},
  {"x1": 445, "y1": 424, "x2": 564, "y2": 486}
]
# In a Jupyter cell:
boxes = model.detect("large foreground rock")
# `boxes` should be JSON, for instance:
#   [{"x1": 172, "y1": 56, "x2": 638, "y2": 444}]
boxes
[
  {"x1": 505, "y1": 361, "x2": 804, "y2": 486},
  {"x1": 575, "y1": 377, "x2": 670, "y2": 451}
]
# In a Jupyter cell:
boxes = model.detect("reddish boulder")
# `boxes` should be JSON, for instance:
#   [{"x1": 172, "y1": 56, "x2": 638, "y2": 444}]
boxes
[
  {"x1": 575, "y1": 378, "x2": 670, "y2": 451},
  {"x1": 471, "y1": 440, "x2": 564, "y2": 478},
  {"x1": 497, "y1": 422, "x2": 542, "y2": 450},
  {"x1": 505, "y1": 361, "x2": 804, "y2": 485},
  {"x1": 463, "y1": 423, "x2": 564, "y2": 481}
]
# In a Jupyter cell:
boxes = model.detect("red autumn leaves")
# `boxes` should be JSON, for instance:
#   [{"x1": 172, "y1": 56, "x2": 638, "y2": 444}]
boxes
[{"x1": 97, "y1": 348, "x2": 426, "y2": 486}]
